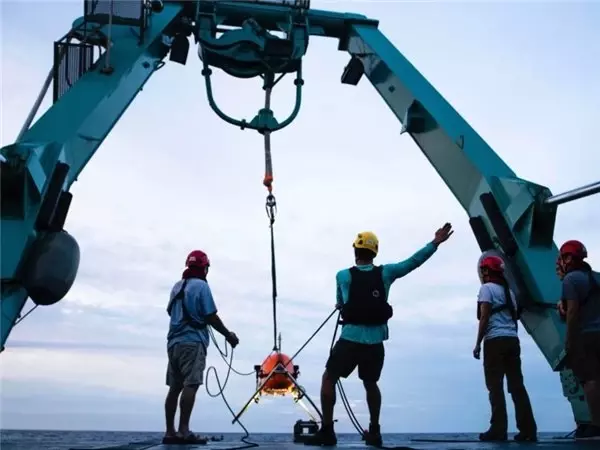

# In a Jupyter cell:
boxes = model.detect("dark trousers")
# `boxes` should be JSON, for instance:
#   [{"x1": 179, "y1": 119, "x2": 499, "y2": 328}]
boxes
[
  {"x1": 570, "y1": 331, "x2": 600, "y2": 384},
  {"x1": 483, "y1": 336, "x2": 537, "y2": 434}
]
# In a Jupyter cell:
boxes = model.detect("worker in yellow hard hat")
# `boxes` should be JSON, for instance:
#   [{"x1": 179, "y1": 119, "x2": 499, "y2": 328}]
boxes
[{"x1": 305, "y1": 223, "x2": 454, "y2": 447}]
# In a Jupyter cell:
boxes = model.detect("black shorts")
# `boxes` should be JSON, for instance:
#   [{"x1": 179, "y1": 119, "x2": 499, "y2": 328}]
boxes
[{"x1": 325, "y1": 338, "x2": 385, "y2": 382}]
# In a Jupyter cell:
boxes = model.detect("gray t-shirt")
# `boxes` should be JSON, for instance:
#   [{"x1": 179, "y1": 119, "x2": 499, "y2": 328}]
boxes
[
  {"x1": 561, "y1": 270, "x2": 600, "y2": 334},
  {"x1": 477, "y1": 282, "x2": 518, "y2": 340}
]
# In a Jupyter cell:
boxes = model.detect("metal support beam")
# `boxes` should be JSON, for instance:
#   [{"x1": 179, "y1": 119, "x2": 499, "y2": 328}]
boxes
[
  {"x1": 16, "y1": 66, "x2": 55, "y2": 142},
  {"x1": 544, "y1": 180, "x2": 600, "y2": 206},
  {"x1": 234, "y1": 0, "x2": 311, "y2": 8}
]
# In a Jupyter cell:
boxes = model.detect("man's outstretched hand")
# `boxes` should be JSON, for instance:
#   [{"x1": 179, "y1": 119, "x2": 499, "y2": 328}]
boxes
[
  {"x1": 226, "y1": 331, "x2": 239, "y2": 349},
  {"x1": 433, "y1": 222, "x2": 454, "y2": 246}
]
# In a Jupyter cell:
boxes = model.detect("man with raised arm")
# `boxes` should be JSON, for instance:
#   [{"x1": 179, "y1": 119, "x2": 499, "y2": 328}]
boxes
[{"x1": 305, "y1": 224, "x2": 454, "y2": 447}]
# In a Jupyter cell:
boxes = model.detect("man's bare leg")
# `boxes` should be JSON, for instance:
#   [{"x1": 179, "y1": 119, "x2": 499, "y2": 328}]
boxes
[
  {"x1": 164, "y1": 386, "x2": 181, "y2": 437},
  {"x1": 364, "y1": 381, "x2": 381, "y2": 427},
  {"x1": 304, "y1": 370, "x2": 339, "y2": 446},
  {"x1": 321, "y1": 370, "x2": 337, "y2": 427},
  {"x1": 178, "y1": 385, "x2": 199, "y2": 435}
]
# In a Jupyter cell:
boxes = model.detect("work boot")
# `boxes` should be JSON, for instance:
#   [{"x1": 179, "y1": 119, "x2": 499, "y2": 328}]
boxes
[
  {"x1": 303, "y1": 424, "x2": 337, "y2": 446},
  {"x1": 578, "y1": 424, "x2": 600, "y2": 440},
  {"x1": 364, "y1": 423, "x2": 383, "y2": 447},
  {"x1": 575, "y1": 423, "x2": 588, "y2": 438},
  {"x1": 514, "y1": 431, "x2": 537, "y2": 442},
  {"x1": 479, "y1": 429, "x2": 507, "y2": 442}
]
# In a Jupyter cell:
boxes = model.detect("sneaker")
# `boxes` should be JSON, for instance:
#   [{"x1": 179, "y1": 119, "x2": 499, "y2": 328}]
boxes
[
  {"x1": 479, "y1": 429, "x2": 507, "y2": 441},
  {"x1": 364, "y1": 423, "x2": 383, "y2": 447},
  {"x1": 303, "y1": 426, "x2": 337, "y2": 446},
  {"x1": 514, "y1": 432, "x2": 537, "y2": 442}
]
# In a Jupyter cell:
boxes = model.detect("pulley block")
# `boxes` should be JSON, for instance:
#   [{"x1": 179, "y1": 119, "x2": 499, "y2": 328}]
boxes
[{"x1": 196, "y1": 13, "x2": 308, "y2": 79}]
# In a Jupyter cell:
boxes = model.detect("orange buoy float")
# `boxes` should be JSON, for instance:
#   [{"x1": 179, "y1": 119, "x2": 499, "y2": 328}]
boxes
[{"x1": 258, "y1": 352, "x2": 295, "y2": 395}]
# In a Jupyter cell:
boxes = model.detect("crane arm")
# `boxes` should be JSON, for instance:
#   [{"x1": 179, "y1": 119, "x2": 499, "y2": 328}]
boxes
[
  {"x1": 339, "y1": 23, "x2": 590, "y2": 424},
  {"x1": 0, "y1": 1, "x2": 185, "y2": 350},
  {"x1": 17, "y1": 4, "x2": 184, "y2": 189}
]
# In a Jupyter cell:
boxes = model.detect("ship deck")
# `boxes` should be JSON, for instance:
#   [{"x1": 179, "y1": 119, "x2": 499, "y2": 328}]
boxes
[{"x1": 68, "y1": 433, "x2": 598, "y2": 450}]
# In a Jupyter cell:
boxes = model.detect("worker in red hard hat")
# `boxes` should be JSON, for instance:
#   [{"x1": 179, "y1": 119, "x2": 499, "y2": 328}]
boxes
[
  {"x1": 306, "y1": 223, "x2": 454, "y2": 447},
  {"x1": 474, "y1": 255, "x2": 537, "y2": 442},
  {"x1": 162, "y1": 250, "x2": 240, "y2": 445},
  {"x1": 556, "y1": 240, "x2": 600, "y2": 440}
]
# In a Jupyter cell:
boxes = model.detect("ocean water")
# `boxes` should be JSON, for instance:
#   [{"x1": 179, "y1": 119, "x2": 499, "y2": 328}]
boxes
[{"x1": 0, "y1": 430, "x2": 573, "y2": 450}]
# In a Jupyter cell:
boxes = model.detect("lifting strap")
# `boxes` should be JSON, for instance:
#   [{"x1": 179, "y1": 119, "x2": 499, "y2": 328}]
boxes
[
  {"x1": 261, "y1": 73, "x2": 279, "y2": 352},
  {"x1": 266, "y1": 192, "x2": 278, "y2": 351},
  {"x1": 167, "y1": 279, "x2": 207, "y2": 330}
]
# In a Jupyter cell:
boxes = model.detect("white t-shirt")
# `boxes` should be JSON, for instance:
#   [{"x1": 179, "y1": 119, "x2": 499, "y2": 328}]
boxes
[{"x1": 477, "y1": 282, "x2": 518, "y2": 340}]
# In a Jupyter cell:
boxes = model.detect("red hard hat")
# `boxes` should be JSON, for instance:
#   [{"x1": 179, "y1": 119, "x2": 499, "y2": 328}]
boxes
[
  {"x1": 186, "y1": 250, "x2": 210, "y2": 268},
  {"x1": 560, "y1": 240, "x2": 587, "y2": 259},
  {"x1": 479, "y1": 256, "x2": 504, "y2": 273}
]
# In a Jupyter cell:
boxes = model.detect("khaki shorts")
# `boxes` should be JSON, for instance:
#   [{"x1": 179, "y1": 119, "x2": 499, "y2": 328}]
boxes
[{"x1": 166, "y1": 342, "x2": 207, "y2": 388}]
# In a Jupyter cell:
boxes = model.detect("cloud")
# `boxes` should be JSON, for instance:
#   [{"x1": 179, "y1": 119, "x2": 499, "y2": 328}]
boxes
[{"x1": 1, "y1": 0, "x2": 598, "y2": 437}]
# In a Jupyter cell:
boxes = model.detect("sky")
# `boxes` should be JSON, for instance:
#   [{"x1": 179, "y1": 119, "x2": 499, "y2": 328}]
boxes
[{"x1": 1, "y1": 0, "x2": 599, "y2": 436}]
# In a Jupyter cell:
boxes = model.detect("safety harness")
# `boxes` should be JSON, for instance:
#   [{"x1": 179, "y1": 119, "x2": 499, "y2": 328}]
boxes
[
  {"x1": 476, "y1": 280, "x2": 520, "y2": 323},
  {"x1": 340, "y1": 265, "x2": 393, "y2": 326},
  {"x1": 166, "y1": 279, "x2": 208, "y2": 330}
]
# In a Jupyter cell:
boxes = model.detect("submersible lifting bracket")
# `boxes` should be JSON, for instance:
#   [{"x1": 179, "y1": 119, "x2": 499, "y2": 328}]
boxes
[
  {"x1": 1, "y1": 0, "x2": 598, "y2": 429},
  {"x1": 231, "y1": 355, "x2": 322, "y2": 426},
  {"x1": 232, "y1": 334, "x2": 323, "y2": 429}
]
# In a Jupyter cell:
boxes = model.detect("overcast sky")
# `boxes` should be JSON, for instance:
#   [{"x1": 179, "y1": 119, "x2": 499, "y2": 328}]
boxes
[{"x1": 1, "y1": 0, "x2": 599, "y2": 435}]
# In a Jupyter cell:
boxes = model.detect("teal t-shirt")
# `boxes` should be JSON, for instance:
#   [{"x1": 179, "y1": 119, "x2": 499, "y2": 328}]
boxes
[{"x1": 336, "y1": 242, "x2": 438, "y2": 344}]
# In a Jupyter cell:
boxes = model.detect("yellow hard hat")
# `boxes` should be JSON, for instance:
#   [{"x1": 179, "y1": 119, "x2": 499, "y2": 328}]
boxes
[{"x1": 353, "y1": 231, "x2": 379, "y2": 255}]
